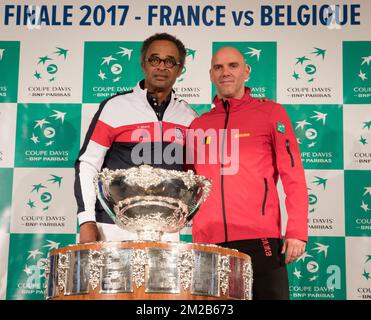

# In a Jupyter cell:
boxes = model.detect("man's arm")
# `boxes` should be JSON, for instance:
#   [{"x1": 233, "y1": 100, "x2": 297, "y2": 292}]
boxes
[
  {"x1": 270, "y1": 104, "x2": 309, "y2": 262},
  {"x1": 79, "y1": 222, "x2": 100, "y2": 243},
  {"x1": 74, "y1": 99, "x2": 113, "y2": 243}
]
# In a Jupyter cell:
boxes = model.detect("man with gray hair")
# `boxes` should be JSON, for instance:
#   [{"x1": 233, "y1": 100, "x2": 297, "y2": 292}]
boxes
[{"x1": 75, "y1": 33, "x2": 197, "y2": 243}]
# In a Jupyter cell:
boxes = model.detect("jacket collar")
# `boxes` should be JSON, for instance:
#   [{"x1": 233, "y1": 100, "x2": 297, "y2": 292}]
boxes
[
  {"x1": 133, "y1": 80, "x2": 177, "y2": 117},
  {"x1": 135, "y1": 79, "x2": 174, "y2": 104},
  {"x1": 213, "y1": 87, "x2": 253, "y2": 113}
]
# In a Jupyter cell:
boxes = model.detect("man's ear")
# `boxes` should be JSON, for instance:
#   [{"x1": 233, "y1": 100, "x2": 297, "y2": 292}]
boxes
[
  {"x1": 245, "y1": 64, "x2": 251, "y2": 80},
  {"x1": 176, "y1": 64, "x2": 184, "y2": 77}
]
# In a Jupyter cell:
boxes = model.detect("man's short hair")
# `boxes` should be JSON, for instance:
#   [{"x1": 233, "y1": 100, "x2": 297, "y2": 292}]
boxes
[{"x1": 141, "y1": 33, "x2": 186, "y2": 69}]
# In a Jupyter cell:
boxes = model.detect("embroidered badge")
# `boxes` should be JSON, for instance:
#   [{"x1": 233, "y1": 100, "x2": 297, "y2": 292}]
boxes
[
  {"x1": 277, "y1": 122, "x2": 285, "y2": 134},
  {"x1": 234, "y1": 133, "x2": 251, "y2": 138}
]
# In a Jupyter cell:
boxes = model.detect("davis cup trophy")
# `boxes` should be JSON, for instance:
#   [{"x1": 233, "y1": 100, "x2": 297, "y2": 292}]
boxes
[{"x1": 46, "y1": 165, "x2": 252, "y2": 300}]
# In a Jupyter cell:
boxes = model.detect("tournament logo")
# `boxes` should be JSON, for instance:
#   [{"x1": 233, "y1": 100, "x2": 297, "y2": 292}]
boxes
[
  {"x1": 33, "y1": 47, "x2": 69, "y2": 83},
  {"x1": 292, "y1": 47, "x2": 326, "y2": 84},
  {"x1": 30, "y1": 110, "x2": 66, "y2": 148},
  {"x1": 173, "y1": 47, "x2": 204, "y2": 103},
  {"x1": 345, "y1": 170, "x2": 371, "y2": 236},
  {"x1": 356, "y1": 254, "x2": 371, "y2": 299},
  {"x1": 308, "y1": 176, "x2": 327, "y2": 214},
  {"x1": 10, "y1": 168, "x2": 77, "y2": 234},
  {"x1": 285, "y1": 104, "x2": 343, "y2": 169},
  {"x1": 360, "y1": 186, "x2": 371, "y2": 215},
  {"x1": 353, "y1": 118, "x2": 371, "y2": 168},
  {"x1": 14, "y1": 104, "x2": 81, "y2": 167},
  {"x1": 362, "y1": 255, "x2": 371, "y2": 281},
  {"x1": 343, "y1": 41, "x2": 371, "y2": 104},
  {"x1": 358, "y1": 120, "x2": 371, "y2": 147},
  {"x1": 82, "y1": 42, "x2": 143, "y2": 103},
  {"x1": 212, "y1": 42, "x2": 277, "y2": 100},
  {"x1": 25, "y1": 45, "x2": 74, "y2": 100},
  {"x1": 295, "y1": 110, "x2": 327, "y2": 149},
  {"x1": 177, "y1": 48, "x2": 196, "y2": 83},
  {"x1": 285, "y1": 45, "x2": 334, "y2": 101},
  {"x1": 305, "y1": 171, "x2": 344, "y2": 236},
  {"x1": 26, "y1": 174, "x2": 62, "y2": 213},
  {"x1": 23, "y1": 240, "x2": 59, "y2": 292},
  {"x1": 6, "y1": 234, "x2": 75, "y2": 300},
  {"x1": 288, "y1": 237, "x2": 346, "y2": 300},
  {"x1": 0, "y1": 41, "x2": 20, "y2": 102},
  {"x1": 97, "y1": 47, "x2": 132, "y2": 83},
  {"x1": 19, "y1": 173, "x2": 67, "y2": 231}
]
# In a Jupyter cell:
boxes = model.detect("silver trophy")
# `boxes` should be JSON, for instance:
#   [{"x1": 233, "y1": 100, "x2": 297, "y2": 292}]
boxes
[
  {"x1": 46, "y1": 166, "x2": 253, "y2": 300},
  {"x1": 94, "y1": 165, "x2": 212, "y2": 241}
]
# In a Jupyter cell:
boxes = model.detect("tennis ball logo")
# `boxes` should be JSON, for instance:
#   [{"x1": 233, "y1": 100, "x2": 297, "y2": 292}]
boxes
[
  {"x1": 40, "y1": 192, "x2": 52, "y2": 203},
  {"x1": 46, "y1": 64, "x2": 58, "y2": 75},
  {"x1": 305, "y1": 64, "x2": 317, "y2": 75}
]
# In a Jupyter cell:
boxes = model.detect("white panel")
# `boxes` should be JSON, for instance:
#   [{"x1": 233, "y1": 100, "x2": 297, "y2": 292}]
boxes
[
  {"x1": 10, "y1": 168, "x2": 77, "y2": 234},
  {"x1": 346, "y1": 237, "x2": 371, "y2": 300},
  {"x1": 343, "y1": 105, "x2": 371, "y2": 170},
  {"x1": 0, "y1": 104, "x2": 17, "y2": 168}
]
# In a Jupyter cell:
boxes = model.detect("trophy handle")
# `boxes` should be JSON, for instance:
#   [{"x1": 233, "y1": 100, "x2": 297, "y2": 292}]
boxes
[
  {"x1": 185, "y1": 206, "x2": 200, "y2": 222},
  {"x1": 96, "y1": 180, "x2": 118, "y2": 224},
  {"x1": 185, "y1": 178, "x2": 210, "y2": 222}
]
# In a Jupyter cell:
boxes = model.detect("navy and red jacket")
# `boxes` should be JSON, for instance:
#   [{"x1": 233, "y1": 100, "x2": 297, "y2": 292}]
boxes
[
  {"x1": 188, "y1": 88, "x2": 308, "y2": 244},
  {"x1": 75, "y1": 81, "x2": 197, "y2": 226}
]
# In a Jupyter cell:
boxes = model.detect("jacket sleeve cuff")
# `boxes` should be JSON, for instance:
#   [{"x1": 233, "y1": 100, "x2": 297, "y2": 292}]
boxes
[
  {"x1": 78, "y1": 211, "x2": 96, "y2": 226},
  {"x1": 285, "y1": 231, "x2": 308, "y2": 243}
]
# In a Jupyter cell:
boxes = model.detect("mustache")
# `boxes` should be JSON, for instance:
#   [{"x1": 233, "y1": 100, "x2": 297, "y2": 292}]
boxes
[{"x1": 153, "y1": 73, "x2": 169, "y2": 78}]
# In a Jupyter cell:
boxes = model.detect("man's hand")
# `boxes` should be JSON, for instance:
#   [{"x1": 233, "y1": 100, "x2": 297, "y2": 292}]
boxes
[
  {"x1": 281, "y1": 238, "x2": 306, "y2": 264},
  {"x1": 79, "y1": 222, "x2": 99, "y2": 243}
]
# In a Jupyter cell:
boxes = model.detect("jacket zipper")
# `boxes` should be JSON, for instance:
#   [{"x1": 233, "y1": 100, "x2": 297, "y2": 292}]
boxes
[
  {"x1": 159, "y1": 121, "x2": 163, "y2": 141},
  {"x1": 285, "y1": 139, "x2": 295, "y2": 167},
  {"x1": 150, "y1": 105, "x2": 163, "y2": 164},
  {"x1": 262, "y1": 178, "x2": 268, "y2": 216},
  {"x1": 221, "y1": 100, "x2": 230, "y2": 242}
]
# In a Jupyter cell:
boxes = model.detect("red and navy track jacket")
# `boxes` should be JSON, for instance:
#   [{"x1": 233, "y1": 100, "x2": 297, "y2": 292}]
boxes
[
  {"x1": 75, "y1": 81, "x2": 197, "y2": 226},
  {"x1": 188, "y1": 88, "x2": 308, "y2": 244}
]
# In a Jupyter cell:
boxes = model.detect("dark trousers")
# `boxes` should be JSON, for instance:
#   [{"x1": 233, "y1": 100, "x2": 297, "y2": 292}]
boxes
[{"x1": 218, "y1": 238, "x2": 290, "y2": 300}]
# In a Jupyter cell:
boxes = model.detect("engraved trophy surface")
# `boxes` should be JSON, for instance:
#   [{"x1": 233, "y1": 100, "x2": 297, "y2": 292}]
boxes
[{"x1": 94, "y1": 165, "x2": 211, "y2": 241}]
